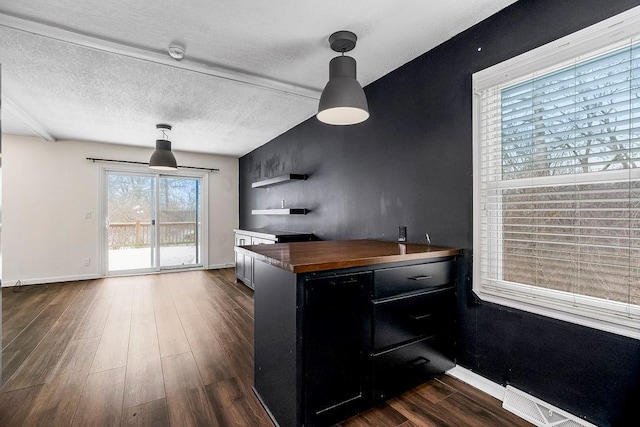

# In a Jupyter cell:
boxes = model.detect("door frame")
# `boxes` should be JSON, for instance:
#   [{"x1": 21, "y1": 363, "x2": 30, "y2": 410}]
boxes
[{"x1": 98, "y1": 164, "x2": 209, "y2": 277}]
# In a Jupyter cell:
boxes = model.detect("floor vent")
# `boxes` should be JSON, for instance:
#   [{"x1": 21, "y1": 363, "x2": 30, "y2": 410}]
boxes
[{"x1": 502, "y1": 386, "x2": 596, "y2": 427}]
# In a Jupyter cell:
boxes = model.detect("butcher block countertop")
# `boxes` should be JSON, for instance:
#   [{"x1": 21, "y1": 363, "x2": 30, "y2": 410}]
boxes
[{"x1": 234, "y1": 239, "x2": 460, "y2": 273}]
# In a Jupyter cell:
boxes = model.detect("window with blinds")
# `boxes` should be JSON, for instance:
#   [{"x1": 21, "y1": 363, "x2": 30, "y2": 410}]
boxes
[{"x1": 473, "y1": 11, "x2": 640, "y2": 339}]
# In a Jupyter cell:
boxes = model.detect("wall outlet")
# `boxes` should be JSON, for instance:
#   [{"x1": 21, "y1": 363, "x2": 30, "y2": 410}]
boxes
[
  {"x1": 398, "y1": 226, "x2": 407, "y2": 242},
  {"x1": 83, "y1": 257, "x2": 91, "y2": 267}
]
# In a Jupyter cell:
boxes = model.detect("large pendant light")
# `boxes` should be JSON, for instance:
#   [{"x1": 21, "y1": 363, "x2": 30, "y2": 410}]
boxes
[
  {"x1": 317, "y1": 31, "x2": 369, "y2": 125},
  {"x1": 149, "y1": 123, "x2": 178, "y2": 170}
]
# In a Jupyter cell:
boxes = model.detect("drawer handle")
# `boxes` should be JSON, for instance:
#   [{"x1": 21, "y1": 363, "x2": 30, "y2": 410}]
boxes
[
  {"x1": 409, "y1": 275, "x2": 432, "y2": 281},
  {"x1": 329, "y1": 278, "x2": 360, "y2": 286},
  {"x1": 411, "y1": 356, "x2": 430, "y2": 367},
  {"x1": 408, "y1": 313, "x2": 432, "y2": 321}
]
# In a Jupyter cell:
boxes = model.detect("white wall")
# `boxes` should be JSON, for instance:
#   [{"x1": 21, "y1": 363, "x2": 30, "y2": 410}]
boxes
[{"x1": 2, "y1": 135, "x2": 238, "y2": 286}]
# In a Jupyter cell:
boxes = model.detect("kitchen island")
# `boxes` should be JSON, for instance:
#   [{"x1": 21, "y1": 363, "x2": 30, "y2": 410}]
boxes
[{"x1": 235, "y1": 239, "x2": 460, "y2": 426}]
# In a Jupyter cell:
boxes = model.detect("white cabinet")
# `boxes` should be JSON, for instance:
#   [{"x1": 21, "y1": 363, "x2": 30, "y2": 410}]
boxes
[
  {"x1": 235, "y1": 233, "x2": 254, "y2": 287},
  {"x1": 234, "y1": 229, "x2": 314, "y2": 289}
]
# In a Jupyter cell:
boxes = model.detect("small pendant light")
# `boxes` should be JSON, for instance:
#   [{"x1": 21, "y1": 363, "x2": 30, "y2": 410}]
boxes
[
  {"x1": 317, "y1": 31, "x2": 369, "y2": 125},
  {"x1": 149, "y1": 124, "x2": 177, "y2": 170}
]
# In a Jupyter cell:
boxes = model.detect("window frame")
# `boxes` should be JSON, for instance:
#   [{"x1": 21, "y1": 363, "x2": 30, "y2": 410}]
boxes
[
  {"x1": 472, "y1": 6, "x2": 640, "y2": 340},
  {"x1": 97, "y1": 163, "x2": 209, "y2": 277}
]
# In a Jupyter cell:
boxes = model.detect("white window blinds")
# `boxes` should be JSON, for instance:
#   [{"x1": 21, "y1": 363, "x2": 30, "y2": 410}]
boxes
[{"x1": 474, "y1": 34, "x2": 640, "y2": 337}]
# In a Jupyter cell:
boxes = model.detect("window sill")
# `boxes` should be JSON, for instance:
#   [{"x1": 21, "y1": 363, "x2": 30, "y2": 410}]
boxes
[{"x1": 474, "y1": 286, "x2": 640, "y2": 341}]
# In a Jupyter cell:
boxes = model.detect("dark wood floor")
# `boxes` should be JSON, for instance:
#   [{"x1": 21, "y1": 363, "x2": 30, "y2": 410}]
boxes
[{"x1": 1, "y1": 269, "x2": 531, "y2": 426}]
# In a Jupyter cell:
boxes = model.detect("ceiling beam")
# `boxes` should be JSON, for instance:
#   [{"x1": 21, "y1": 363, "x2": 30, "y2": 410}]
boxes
[
  {"x1": 2, "y1": 96, "x2": 57, "y2": 141},
  {"x1": 0, "y1": 12, "x2": 322, "y2": 101}
]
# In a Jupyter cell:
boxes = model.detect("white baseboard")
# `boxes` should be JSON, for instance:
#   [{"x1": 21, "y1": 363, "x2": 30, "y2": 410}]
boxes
[
  {"x1": 1, "y1": 265, "x2": 234, "y2": 287},
  {"x1": 208, "y1": 263, "x2": 235, "y2": 270},
  {"x1": 445, "y1": 365, "x2": 506, "y2": 401},
  {"x1": 1, "y1": 273, "x2": 101, "y2": 287}
]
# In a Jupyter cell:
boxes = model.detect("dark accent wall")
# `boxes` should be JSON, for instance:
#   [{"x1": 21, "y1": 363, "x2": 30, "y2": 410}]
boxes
[{"x1": 239, "y1": 1, "x2": 640, "y2": 425}]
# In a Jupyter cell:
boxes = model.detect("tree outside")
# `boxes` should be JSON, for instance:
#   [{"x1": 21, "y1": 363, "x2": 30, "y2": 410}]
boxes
[{"x1": 498, "y1": 43, "x2": 640, "y2": 306}]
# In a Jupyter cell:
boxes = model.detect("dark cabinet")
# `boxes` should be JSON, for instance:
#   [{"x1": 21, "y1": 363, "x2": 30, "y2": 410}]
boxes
[
  {"x1": 304, "y1": 272, "x2": 372, "y2": 425},
  {"x1": 251, "y1": 251, "x2": 458, "y2": 427},
  {"x1": 301, "y1": 259, "x2": 456, "y2": 422}
]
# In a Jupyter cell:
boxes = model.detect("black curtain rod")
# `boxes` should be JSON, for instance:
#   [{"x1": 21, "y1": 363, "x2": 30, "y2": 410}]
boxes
[{"x1": 86, "y1": 157, "x2": 219, "y2": 172}]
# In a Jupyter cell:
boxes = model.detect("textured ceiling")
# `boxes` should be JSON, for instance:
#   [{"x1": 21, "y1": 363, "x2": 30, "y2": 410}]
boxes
[{"x1": 0, "y1": 0, "x2": 517, "y2": 156}]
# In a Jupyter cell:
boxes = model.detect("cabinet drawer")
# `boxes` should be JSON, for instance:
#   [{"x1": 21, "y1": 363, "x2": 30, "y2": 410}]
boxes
[
  {"x1": 373, "y1": 260, "x2": 454, "y2": 298},
  {"x1": 251, "y1": 237, "x2": 276, "y2": 245},
  {"x1": 372, "y1": 336, "x2": 454, "y2": 402},
  {"x1": 372, "y1": 288, "x2": 454, "y2": 350}
]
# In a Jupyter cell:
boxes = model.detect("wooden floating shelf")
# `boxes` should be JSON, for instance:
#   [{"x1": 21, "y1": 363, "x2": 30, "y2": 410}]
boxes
[
  {"x1": 252, "y1": 174, "x2": 307, "y2": 188},
  {"x1": 251, "y1": 208, "x2": 309, "y2": 215}
]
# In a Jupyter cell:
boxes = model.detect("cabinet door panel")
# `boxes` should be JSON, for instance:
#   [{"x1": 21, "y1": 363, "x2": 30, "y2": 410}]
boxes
[
  {"x1": 304, "y1": 272, "x2": 372, "y2": 425},
  {"x1": 235, "y1": 251, "x2": 245, "y2": 279},
  {"x1": 234, "y1": 233, "x2": 253, "y2": 287},
  {"x1": 245, "y1": 256, "x2": 254, "y2": 289}
]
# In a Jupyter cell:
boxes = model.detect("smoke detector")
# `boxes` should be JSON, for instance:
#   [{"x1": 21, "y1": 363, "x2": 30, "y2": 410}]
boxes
[{"x1": 168, "y1": 45, "x2": 185, "y2": 60}]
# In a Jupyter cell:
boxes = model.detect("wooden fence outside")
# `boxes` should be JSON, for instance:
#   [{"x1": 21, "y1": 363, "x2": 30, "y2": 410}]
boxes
[{"x1": 109, "y1": 221, "x2": 197, "y2": 248}]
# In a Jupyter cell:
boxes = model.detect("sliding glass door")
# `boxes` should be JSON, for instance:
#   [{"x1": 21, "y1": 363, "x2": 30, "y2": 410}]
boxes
[
  {"x1": 106, "y1": 173, "x2": 156, "y2": 272},
  {"x1": 105, "y1": 171, "x2": 203, "y2": 274},
  {"x1": 158, "y1": 176, "x2": 201, "y2": 269}
]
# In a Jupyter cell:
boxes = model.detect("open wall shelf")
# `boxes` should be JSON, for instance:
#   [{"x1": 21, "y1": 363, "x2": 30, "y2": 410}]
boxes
[
  {"x1": 252, "y1": 174, "x2": 307, "y2": 188},
  {"x1": 251, "y1": 208, "x2": 309, "y2": 215},
  {"x1": 251, "y1": 173, "x2": 309, "y2": 215}
]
